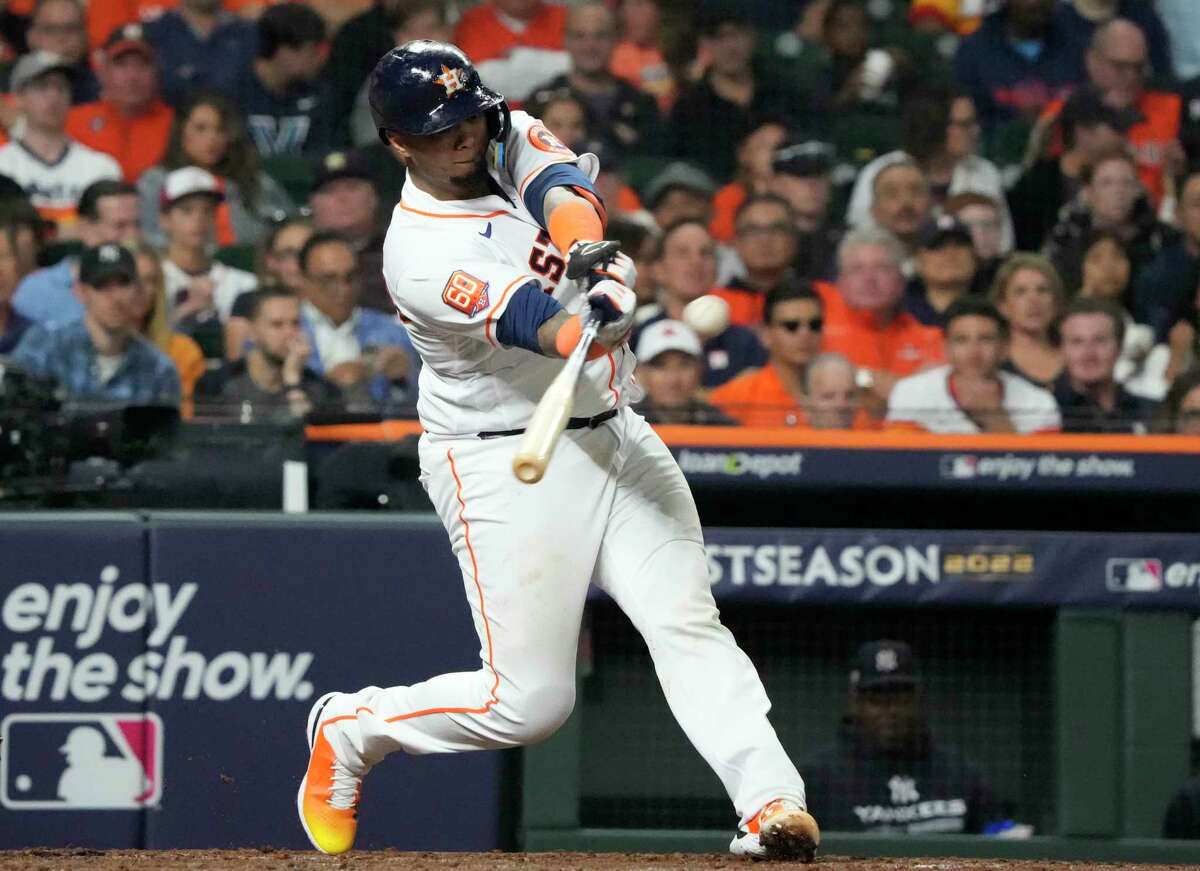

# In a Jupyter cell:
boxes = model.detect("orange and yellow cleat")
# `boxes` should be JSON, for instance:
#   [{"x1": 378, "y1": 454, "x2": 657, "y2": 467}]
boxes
[{"x1": 297, "y1": 692, "x2": 363, "y2": 855}]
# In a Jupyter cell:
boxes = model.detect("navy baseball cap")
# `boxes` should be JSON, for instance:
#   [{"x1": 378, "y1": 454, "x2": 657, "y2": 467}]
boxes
[
  {"x1": 313, "y1": 150, "x2": 376, "y2": 192},
  {"x1": 920, "y1": 214, "x2": 974, "y2": 251},
  {"x1": 850, "y1": 640, "x2": 920, "y2": 690},
  {"x1": 79, "y1": 243, "x2": 137, "y2": 287},
  {"x1": 772, "y1": 140, "x2": 835, "y2": 178}
]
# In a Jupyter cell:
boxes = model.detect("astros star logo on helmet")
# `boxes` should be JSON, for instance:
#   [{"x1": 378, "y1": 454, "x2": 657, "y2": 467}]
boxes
[{"x1": 436, "y1": 65, "x2": 465, "y2": 97}]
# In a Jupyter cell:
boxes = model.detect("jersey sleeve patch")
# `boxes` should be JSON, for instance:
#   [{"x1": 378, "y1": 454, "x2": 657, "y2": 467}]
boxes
[
  {"x1": 527, "y1": 122, "x2": 574, "y2": 155},
  {"x1": 442, "y1": 270, "x2": 491, "y2": 316}
]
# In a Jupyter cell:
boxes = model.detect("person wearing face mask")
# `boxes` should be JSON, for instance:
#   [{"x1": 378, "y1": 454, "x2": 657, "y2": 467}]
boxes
[
  {"x1": 1043, "y1": 147, "x2": 1176, "y2": 295},
  {"x1": 990, "y1": 253, "x2": 1065, "y2": 389}
]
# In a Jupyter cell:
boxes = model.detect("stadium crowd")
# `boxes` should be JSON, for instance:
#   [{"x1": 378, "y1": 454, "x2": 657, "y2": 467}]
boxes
[{"x1": 1, "y1": 0, "x2": 1200, "y2": 434}]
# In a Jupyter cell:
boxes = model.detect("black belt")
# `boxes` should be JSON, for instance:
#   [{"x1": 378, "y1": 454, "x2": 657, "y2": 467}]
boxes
[{"x1": 478, "y1": 408, "x2": 618, "y2": 440}]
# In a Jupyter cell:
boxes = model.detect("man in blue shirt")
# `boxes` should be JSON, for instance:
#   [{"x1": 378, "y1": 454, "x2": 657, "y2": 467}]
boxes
[
  {"x1": 12, "y1": 178, "x2": 141, "y2": 325},
  {"x1": 954, "y1": 0, "x2": 1085, "y2": 128},
  {"x1": 142, "y1": 0, "x2": 257, "y2": 108},
  {"x1": 296, "y1": 230, "x2": 417, "y2": 410},
  {"x1": 0, "y1": 218, "x2": 31, "y2": 353},
  {"x1": 12, "y1": 242, "x2": 179, "y2": 406}
]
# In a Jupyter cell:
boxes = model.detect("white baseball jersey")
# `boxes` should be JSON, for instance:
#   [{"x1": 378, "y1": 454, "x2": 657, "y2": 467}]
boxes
[
  {"x1": 887, "y1": 364, "x2": 1062, "y2": 433},
  {"x1": 162, "y1": 259, "x2": 258, "y2": 324},
  {"x1": 0, "y1": 139, "x2": 121, "y2": 228},
  {"x1": 309, "y1": 109, "x2": 808, "y2": 841},
  {"x1": 382, "y1": 110, "x2": 639, "y2": 436}
]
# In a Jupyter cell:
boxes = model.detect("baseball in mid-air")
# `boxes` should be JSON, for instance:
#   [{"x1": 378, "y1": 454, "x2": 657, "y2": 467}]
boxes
[{"x1": 682, "y1": 294, "x2": 730, "y2": 339}]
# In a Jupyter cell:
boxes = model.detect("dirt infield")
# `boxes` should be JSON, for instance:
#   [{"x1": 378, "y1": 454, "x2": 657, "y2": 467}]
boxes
[{"x1": 0, "y1": 851, "x2": 1196, "y2": 871}]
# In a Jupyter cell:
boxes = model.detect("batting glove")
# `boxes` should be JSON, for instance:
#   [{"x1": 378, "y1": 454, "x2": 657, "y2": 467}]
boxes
[
  {"x1": 586, "y1": 279, "x2": 637, "y2": 347},
  {"x1": 596, "y1": 250, "x2": 637, "y2": 290}
]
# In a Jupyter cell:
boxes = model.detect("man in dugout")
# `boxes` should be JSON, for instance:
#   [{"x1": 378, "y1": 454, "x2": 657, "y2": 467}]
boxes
[{"x1": 801, "y1": 640, "x2": 1005, "y2": 835}]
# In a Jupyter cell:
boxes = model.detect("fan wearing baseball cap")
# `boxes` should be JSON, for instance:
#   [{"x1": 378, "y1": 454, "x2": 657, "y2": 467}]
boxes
[
  {"x1": 158, "y1": 166, "x2": 257, "y2": 356},
  {"x1": 799, "y1": 640, "x2": 1005, "y2": 835},
  {"x1": 903, "y1": 216, "x2": 978, "y2": 329},
  {"x1": 0, "y1": 51, "x2": 122, "y2": 232},
  {"x1": 66, "y1": 23, "x2": 174, "y2": 182},
  {"x1": 11, "y1": 242, "x2": 180, "y2": 406},
  {"x1": 631, "y1": 320, "x2": 734, "y2": 425}
]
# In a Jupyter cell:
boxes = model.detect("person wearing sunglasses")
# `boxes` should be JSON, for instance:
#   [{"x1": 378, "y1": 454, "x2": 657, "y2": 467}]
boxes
[
  {"x1": 886, "y1": 296, "x2": 1060, "y2": 434},
  {"x1": 710, "y1": 278, "x2": 830, "y2": 427}
]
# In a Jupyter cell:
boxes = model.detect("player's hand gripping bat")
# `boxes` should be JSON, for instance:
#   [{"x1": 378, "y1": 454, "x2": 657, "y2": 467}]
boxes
[{"x1": 512, "y1": 241, "x2": 622, "y2": 484}]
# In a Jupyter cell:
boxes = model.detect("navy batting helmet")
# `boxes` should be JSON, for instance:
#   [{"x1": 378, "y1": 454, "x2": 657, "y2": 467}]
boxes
[{"x1": 369, "y1": 40, "x2": 509, "y2": 144}]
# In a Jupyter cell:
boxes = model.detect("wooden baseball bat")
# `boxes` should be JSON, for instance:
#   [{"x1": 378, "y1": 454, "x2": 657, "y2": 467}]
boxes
[{"x1": 511, "y1": 309, "x2": 602, "y2": 484}]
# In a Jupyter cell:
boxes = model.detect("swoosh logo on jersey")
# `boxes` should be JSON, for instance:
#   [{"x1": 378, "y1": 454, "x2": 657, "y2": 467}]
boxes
[{"x1": 479, "y1": 222, "x2": 492, "y2": 238}]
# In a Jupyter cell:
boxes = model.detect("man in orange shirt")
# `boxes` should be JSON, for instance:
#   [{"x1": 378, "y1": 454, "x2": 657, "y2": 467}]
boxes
[
  {"x1": 715, "y1": 193, "x2": 799, "y2": 327},
  {"x1": 710, "y1": 279, "x2": 824, "y2": 427},
  {"x1": 65, "y1": 24, "x2": 173, "y2": 182},
  {"x1": 453, "y1": 0, "x2": 569, "y2": 103},
  {"x1": 1040, "y1": 18, "x2": 1181, "y2": 206},
  {"x1": 814, "y1": 228, "x2": 944, "y2": 414}
]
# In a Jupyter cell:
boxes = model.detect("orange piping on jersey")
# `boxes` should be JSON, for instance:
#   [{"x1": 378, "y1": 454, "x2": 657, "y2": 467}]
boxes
[
  {"x1": 605, "y1": 350, "x2": 620, "y2": 404},
  {"x1": 399, "y1": 202, "x2": 511, "y2": 220},
  {"x1": 484, "y1": 274, "x2": 537, "y2": 347},
  {"x1": 385, "y1": 447, "x2": 500, "y2": 723}
]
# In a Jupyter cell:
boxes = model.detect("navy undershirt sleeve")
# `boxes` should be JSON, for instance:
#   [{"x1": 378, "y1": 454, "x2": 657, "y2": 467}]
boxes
[
  {"x1": 522, "y1": 163, "x2": 601, "y2": 227},
  {"x1": 495, "y1": 282, "x2": 564, "y2": 354}
]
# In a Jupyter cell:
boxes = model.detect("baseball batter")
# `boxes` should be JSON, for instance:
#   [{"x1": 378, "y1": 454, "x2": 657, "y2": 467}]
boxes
[{"x1": 297, "y1": 40, "x2": 819, "y2": 862}]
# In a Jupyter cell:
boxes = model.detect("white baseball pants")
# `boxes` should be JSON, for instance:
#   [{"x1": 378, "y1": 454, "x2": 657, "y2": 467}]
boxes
[{"x1": 325, "y1": 408, "x2": 806, "y2": 823}]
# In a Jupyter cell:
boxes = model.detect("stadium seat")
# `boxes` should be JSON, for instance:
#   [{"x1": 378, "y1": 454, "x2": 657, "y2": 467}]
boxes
[
  {"x1": 214, "y1": 244, "x2": 257, "y2": 273},
  {"x1": 832, "y1": 111, "x2": 902, "y2": 168},
  {"x1": 37, "y1": 239, "x2": 83, "y2": 268},
  {"x1": 261, "y1": 154, "x2": 316, "y2": 206}
]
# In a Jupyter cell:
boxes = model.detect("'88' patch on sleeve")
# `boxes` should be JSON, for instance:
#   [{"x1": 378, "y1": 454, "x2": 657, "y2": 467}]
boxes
[{"x1": 442, "y1": 271, "x2": 490, "y2": 317}]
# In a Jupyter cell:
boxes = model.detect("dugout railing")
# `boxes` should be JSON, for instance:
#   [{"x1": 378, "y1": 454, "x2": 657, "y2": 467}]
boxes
[{"x1": 513, "y1": 428, "x2": 1200, "y2": 864}]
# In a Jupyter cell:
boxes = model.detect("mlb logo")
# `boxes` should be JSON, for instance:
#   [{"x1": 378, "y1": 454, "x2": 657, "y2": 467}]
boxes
[
  {"x1": 940, "y1": 454, "x2": 977, "y2": 480},
  {"x1": 1106, "y1": 558, "x2": 1163, "y2": 593},
  {"x1": 0, "y1": 713, "x2": 163, "y2": 810}
]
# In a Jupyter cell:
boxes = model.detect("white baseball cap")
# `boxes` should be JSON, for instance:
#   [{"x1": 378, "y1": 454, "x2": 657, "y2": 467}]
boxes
[
  {"x1": 636, "y1": 319, "x2": 703, "y2": 362},
  {"x1": 160, "y1": 166, "x2": 225, "y2": 210},
  {"x1": 9, "y1": 51, "x2": 72, "y2": 92}
]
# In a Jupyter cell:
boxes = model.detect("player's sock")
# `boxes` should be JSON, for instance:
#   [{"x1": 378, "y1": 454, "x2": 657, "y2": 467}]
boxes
[{"x1": 548, "y1": 199, "x2": 603, "y2": 254}]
